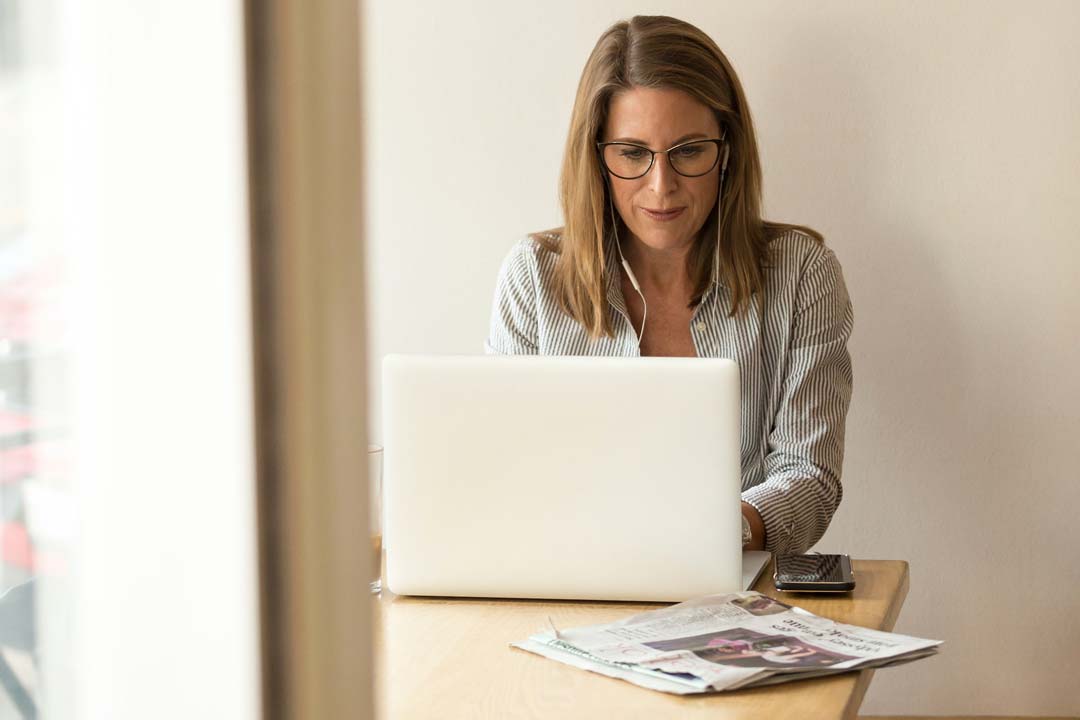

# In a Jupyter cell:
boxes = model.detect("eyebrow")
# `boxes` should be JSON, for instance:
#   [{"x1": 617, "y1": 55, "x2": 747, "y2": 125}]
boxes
[{"x1": 608, "y1": 133, "x2": 710, "y2": 146}]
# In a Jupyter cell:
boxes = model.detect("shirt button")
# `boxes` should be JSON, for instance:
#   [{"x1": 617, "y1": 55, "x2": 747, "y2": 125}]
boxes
[{"x1": 695, "y1": 321, "x2": 707, "y2": 332}]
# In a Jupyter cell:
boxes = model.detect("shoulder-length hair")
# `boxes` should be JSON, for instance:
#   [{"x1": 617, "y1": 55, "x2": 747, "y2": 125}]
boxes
[{"x1": 535, "y1": 15, "x2": 822, "y2": 339}]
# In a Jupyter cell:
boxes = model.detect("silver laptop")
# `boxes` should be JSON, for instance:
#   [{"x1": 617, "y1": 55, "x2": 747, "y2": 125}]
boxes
[{"x1": 382, "y1": 355, "x2": 769, "y2": 602}]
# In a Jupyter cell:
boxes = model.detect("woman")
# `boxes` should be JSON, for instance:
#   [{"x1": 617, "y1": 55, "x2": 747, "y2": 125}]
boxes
[{"x1": 485, "y1": 15, "x2": 853, "y2": 556}]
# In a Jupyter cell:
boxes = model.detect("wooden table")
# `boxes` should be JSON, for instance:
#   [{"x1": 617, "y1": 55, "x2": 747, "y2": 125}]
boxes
[{"x1": 374, "y1": 559, "x2": 909, "y2": 719}]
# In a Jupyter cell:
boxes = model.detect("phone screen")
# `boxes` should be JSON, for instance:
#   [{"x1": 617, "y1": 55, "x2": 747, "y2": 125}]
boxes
[{"x1": 775, "y1": 554, "x2": 853, "y2": 585}]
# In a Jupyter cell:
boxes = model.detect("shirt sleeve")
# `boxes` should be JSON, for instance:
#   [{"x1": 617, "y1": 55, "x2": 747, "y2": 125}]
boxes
[
  {"x1": 485, "y1": 239, "x2": 540, "y2": 355},
  {"x1": 741, "y1": 247, "x2": 854, "y2": 555}
]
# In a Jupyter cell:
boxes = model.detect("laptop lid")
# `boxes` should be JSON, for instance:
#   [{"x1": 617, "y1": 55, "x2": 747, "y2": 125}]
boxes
[{"x1": 382, "y1": 355, "x2": 744, "y2": 602}]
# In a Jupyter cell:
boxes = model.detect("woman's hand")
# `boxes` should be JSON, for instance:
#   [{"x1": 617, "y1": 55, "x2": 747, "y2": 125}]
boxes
[{"x1": 741, "y1": 501, "x2": 766, "y2": 551}]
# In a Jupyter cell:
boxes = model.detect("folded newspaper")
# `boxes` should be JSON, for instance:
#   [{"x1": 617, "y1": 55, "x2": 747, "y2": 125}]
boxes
[{"x1": 511, "y1": 591, "x2": 942, "y2": 694}]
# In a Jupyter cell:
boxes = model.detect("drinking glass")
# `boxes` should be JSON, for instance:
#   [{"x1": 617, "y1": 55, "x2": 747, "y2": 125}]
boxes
[{"x1": 368, "y1": 444, "x2": 383, "y2": 594}]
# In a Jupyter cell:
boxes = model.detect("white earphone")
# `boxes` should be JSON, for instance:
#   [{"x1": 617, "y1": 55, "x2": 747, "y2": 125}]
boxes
[
  {"x1": 621, "y1": 257, "x2": 642, "y2": 292},
  {"x1": 714, "y1": 138, "x2": 730, "y2": 285},
  {"x1": 606, "y1": 186, "x2": 646, "y2": 337}
]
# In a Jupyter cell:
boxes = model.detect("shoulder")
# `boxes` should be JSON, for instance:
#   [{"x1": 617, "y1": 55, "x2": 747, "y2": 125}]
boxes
[
  {"x1": 766, "y1": 227, "x2": 845, "y2": 286},
  {"x1": 525, "y1": 229, "x2": 563, "y2": 265},
  {"x1": 493, "y1": 232, "x2": 561, "y2": 300},
  {"x1": 497, "y1": 232, "x2": 561, "y2": 282},
  {"x1": 765, "y1": 228, "x2": 851, "y2": 326},
  {"x1": 767, "y1": 227, "x2": 834, "y2": 269},
  {"x1": 503, "y1": 231, "x2": 560, "y2": 265}
]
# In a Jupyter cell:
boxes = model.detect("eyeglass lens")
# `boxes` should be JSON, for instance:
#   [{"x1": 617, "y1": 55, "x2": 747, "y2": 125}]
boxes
[{"x1": 602, "y1": 141, "x2": 719, "y2": 179}]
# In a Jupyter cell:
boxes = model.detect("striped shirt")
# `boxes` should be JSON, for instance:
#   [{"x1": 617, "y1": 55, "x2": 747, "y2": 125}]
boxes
[{"x1": 485, "y1": 229, "x2": 854, "y2": 555}]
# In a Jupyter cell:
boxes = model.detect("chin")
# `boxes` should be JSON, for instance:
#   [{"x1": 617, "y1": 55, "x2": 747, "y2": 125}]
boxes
[{"x1": 630, "y1": 226, "x2": 696, "y2": 251}]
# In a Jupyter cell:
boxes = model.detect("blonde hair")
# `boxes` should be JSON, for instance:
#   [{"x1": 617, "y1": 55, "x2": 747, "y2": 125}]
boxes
[{"x1": 535, "y1": 15, "x2": 822, "y2": 338}]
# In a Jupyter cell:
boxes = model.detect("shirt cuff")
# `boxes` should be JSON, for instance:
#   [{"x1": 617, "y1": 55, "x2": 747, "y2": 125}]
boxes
[{"x1": 741, "y1": 483, "x2": 799, "y2": 555}]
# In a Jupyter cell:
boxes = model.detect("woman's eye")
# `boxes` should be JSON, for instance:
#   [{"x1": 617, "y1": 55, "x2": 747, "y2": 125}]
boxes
[
  {"x1": 675, "y1": 146, "x2": 704, "y2": 157},
  {"x1": 618, "y1": 148, "x2": 647, "y2": 160}
]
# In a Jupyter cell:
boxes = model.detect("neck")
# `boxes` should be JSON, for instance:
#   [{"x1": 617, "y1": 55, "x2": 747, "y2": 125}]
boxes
[{"x1": 621, "y1": 233, "x2": 696, "y2": 295}]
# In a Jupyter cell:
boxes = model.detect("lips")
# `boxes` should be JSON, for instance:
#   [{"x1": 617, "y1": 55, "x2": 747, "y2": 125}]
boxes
[{"x1": 640, "y1": 207, "x2": 686, "y2": 221}]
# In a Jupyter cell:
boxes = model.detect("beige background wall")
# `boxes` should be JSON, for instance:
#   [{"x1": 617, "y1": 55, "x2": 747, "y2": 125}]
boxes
[{"x1": 363, "y1": 2, "x2": 1080, "y2": 714}]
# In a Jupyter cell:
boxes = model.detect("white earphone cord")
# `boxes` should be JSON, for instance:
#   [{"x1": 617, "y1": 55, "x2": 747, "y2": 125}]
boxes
[
  {"x1": 714, "y1": 140, "x2": 730, "y2": 287},
  {"x1": 608, "y1": 192, "x2": 648, "y2": 344}
]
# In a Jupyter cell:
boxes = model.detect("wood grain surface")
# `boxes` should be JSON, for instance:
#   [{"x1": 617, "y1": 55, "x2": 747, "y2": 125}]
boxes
[{"x1": 374, "y1": 560, "x2": 910, "y2": 720}]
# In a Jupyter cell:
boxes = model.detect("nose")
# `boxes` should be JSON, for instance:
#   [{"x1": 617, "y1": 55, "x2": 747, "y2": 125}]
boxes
[{"x1": 647, "y1": 150, "x2": 679, "y2": 196}]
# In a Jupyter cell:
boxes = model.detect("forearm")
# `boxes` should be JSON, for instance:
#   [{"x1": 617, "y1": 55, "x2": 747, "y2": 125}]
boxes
[{"x1": 742, "y1": 473, "x2": 841, "y2": 555}]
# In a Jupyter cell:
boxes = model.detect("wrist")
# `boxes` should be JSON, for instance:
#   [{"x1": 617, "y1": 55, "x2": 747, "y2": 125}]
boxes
[{"x1": 741, "y1": 501, "x2": 766, "y2": 551}]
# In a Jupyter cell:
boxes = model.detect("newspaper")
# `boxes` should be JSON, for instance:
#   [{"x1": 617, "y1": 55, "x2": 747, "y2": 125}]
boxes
[{"x1": 512, "y1": 591, "x2": 942, "y2": 694}]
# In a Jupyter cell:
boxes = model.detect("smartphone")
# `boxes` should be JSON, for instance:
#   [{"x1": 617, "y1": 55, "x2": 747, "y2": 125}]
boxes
[{"x1": 773, "y1": 553, "x2": 855, "y2": 592}]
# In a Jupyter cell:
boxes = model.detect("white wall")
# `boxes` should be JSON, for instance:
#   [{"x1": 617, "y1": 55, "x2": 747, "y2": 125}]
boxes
[{"x1": 363, "y1": 2, "x2": 1080, "y2": 714}]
